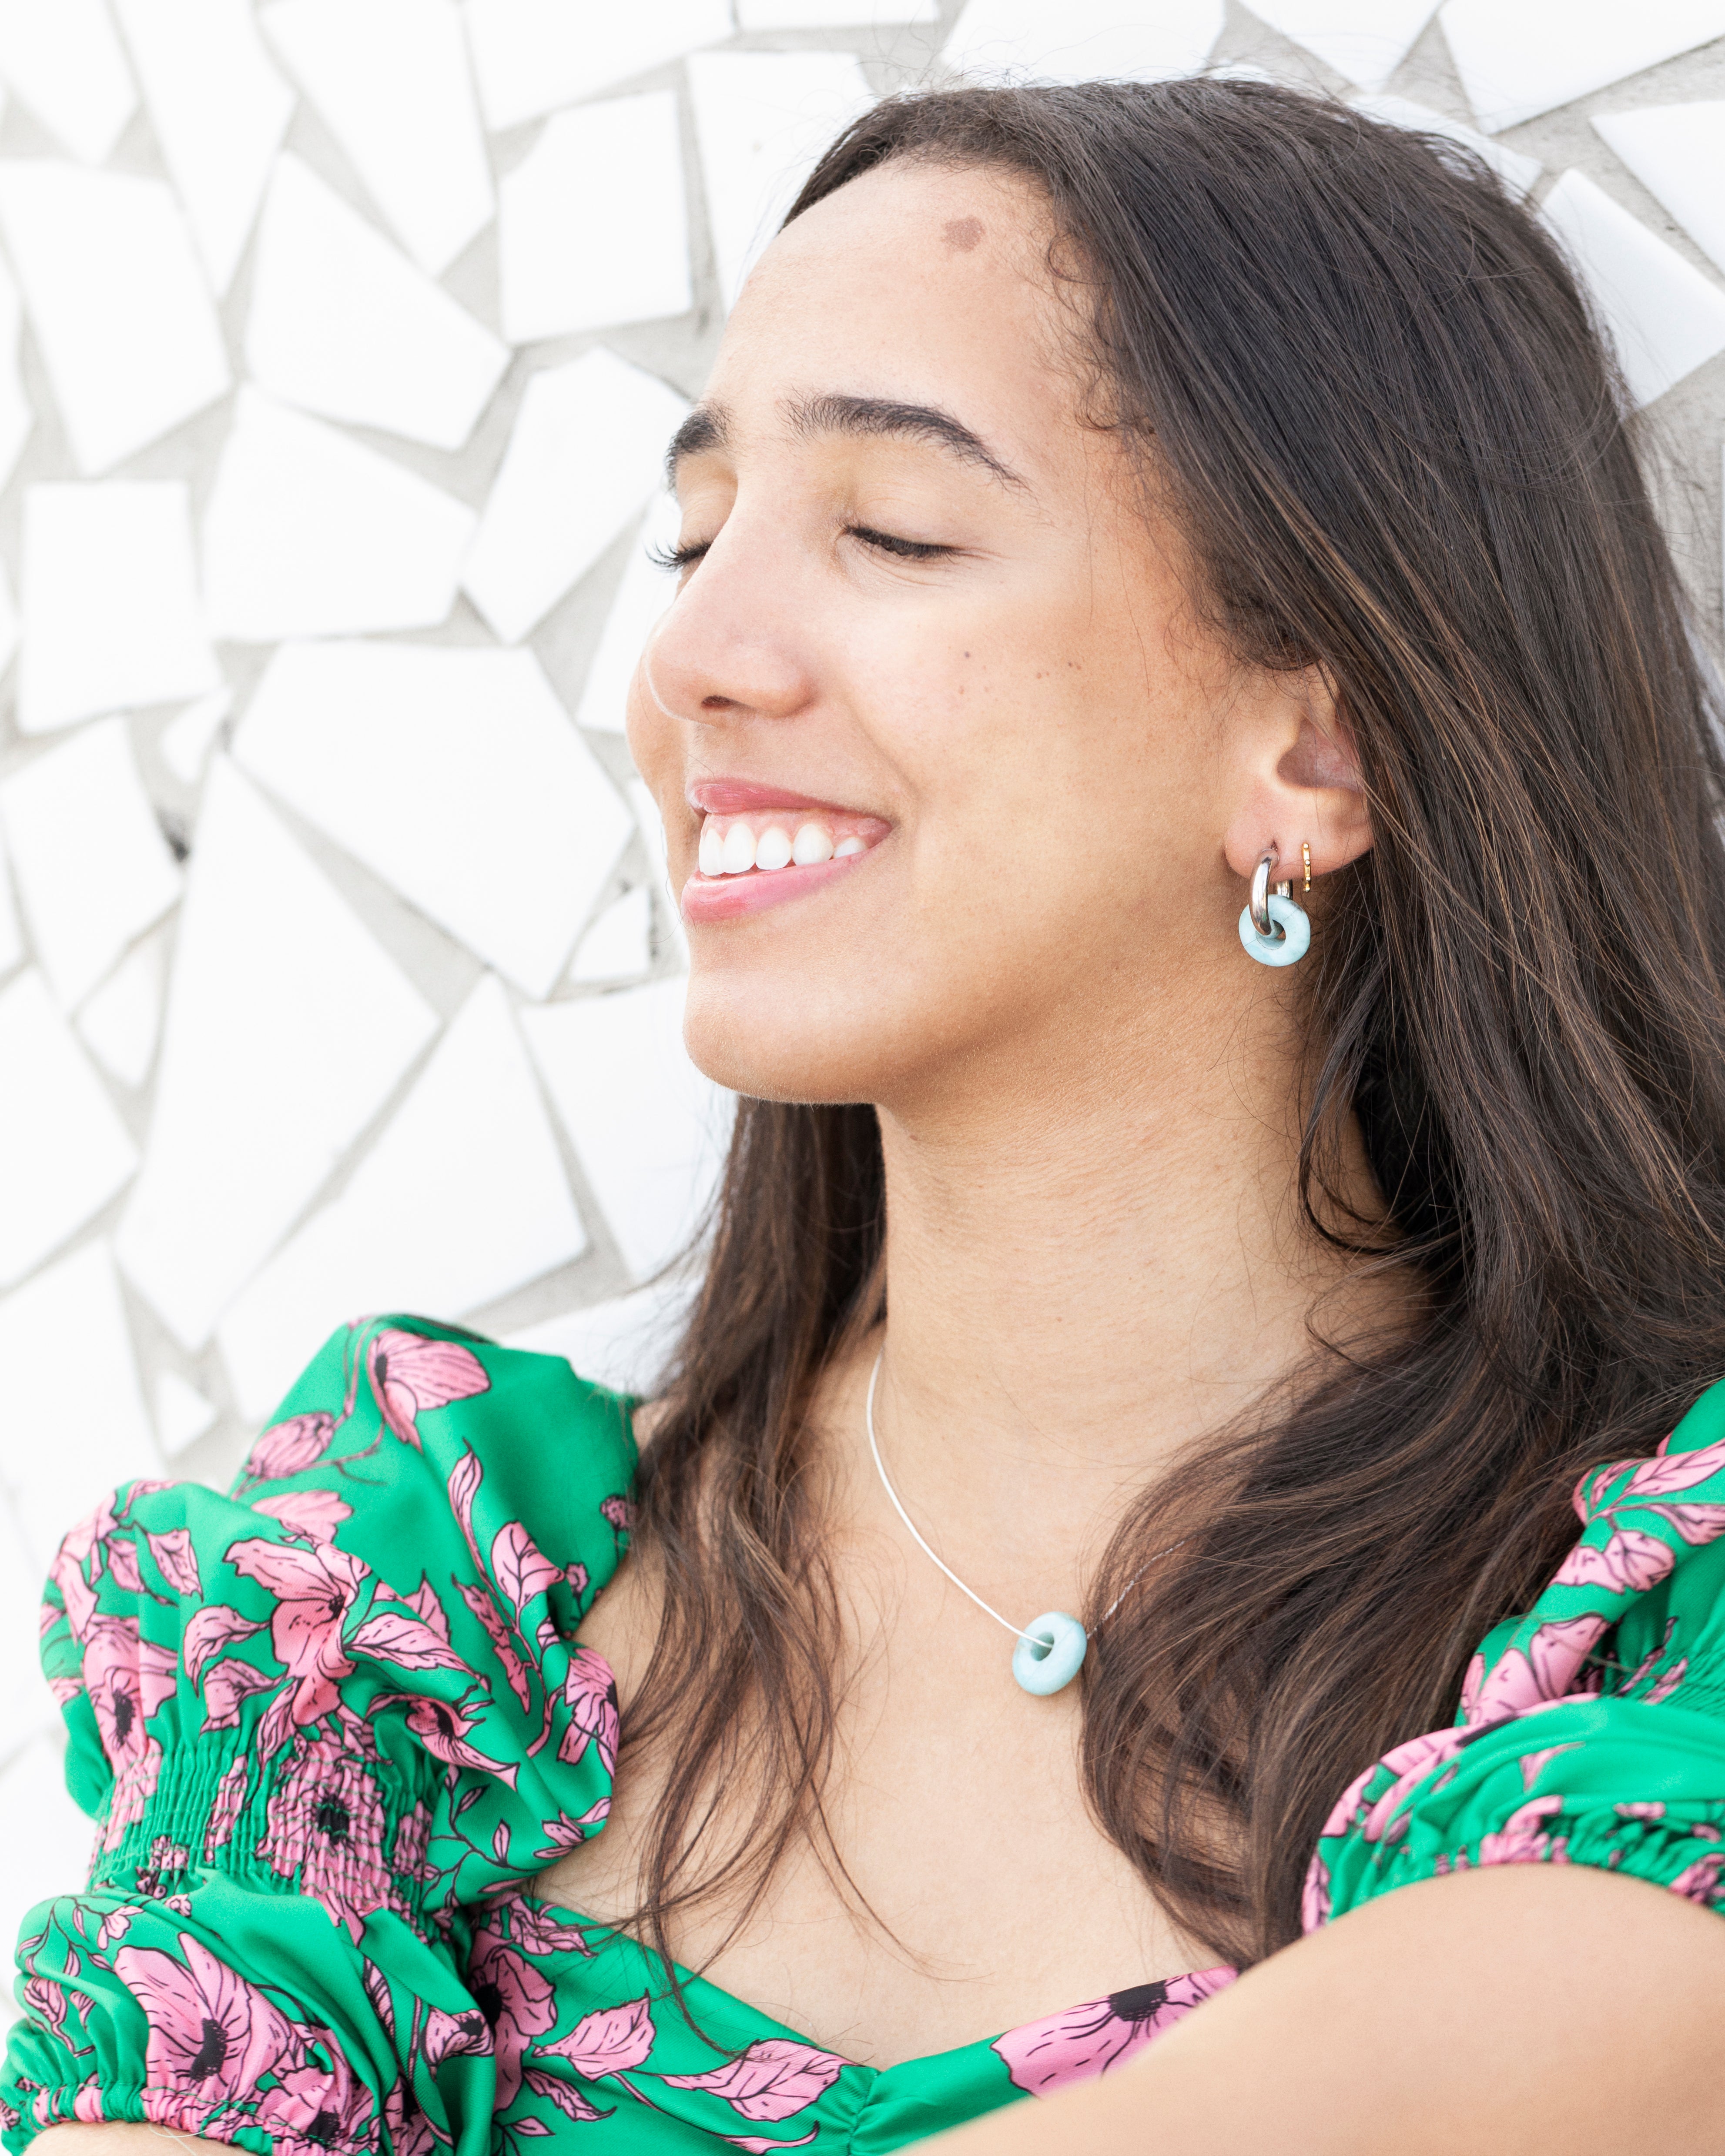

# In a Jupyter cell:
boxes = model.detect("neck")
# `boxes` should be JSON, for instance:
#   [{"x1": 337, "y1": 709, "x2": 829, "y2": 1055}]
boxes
[{"x1": 857, "y1": 979, "x2": 1397, "y2": 1598}]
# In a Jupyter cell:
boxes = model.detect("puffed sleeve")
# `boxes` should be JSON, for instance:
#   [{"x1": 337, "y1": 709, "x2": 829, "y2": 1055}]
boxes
[
  {"x1": 0, "y1": 1315, "x2": 636, "y2": 2155},
  {"x1": 1306, "y1": 1376, "x2": 1725, "y2": 1934}
]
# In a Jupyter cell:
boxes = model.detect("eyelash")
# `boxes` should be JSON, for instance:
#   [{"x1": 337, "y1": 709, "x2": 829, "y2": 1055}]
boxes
[{"x1": 647, "y1": 525, "x2": 955, "y2": 572}]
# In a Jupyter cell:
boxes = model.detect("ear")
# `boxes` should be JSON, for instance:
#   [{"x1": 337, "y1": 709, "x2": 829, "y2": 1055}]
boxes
[{"x1": 1220, "y1": 665, "x2": 1373, "y2": 886}]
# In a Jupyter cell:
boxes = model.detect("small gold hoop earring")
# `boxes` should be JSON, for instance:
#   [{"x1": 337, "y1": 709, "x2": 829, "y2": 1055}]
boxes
[{"x1": 1302, "y1": 840, "x2": 1312, "y2": 895}]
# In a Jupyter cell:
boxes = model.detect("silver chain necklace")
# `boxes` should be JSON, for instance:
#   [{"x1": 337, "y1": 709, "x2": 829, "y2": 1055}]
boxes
[{"x1": 864, "y1": 1351, "x2": 1185, "y2": 1697}]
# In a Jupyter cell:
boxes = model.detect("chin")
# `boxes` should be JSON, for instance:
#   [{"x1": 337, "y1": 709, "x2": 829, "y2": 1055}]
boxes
[{"x1": 681, "y1": 966, "x2": 890, "y2": 1106}]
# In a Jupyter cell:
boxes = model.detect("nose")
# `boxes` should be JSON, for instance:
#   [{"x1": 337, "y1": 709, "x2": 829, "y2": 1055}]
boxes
[{"x1": 642, "y1": 526, "x2": 817, "y2": 729}]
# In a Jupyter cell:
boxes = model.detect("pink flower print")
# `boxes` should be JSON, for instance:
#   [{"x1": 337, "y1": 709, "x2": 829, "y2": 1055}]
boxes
[
  {"x1": 367, "y1": 1329, "x2": 489, "y2": 1449},
  {"x1": 1478, "y1": 1795, "x2": 1570, "y2": 1868},
  {"x1": 535, "y1": 1798, "x2": 610, "y2": 1861},
  {"x1": 456, "y1": 1581, "x2": 533, "y2": 1712},
  {"x1": 204, "y1": 1757, "x2": 249, "y2": 1859},
  {"x1": 662, "y1": 2039, "x2": 849, "y2": 2121},
  {"x1": 51, "y1": 1494, "x2": 121, "y2": 1642},
  {"x1": 521, "y1": 2068, "x2": 610, "y2": 2124},
  {"x1": 1618, "y1": 1430, "x2": 1725, "y2": 1504},
  {"x1": 1464, "y1": 1613, "x2": 1610, "y2": 1728},
  {"x1": 1616, "y1": 1801, "x2": 1667, "y2": 1820},
  {"x1": 1360, "y1": 1726, "x2": 1472, "y2": 1845},
  {"x1": 112, "y1": 1932, "x2": 298, "y2": 2105},
  {"x1": 184, "y1": 1603, "x2": 265, "y2": 1686},
  {"x1": 225, "y1": 1535, "x2": 370, "y2": 1737},
  {"x1": 371, "y1": 1693, "x2": 518, "y2": 1787},
  {"x1": 1518, "y1": 1741, "x2": 1582, "y2": 1792},
  {"x1": 422, "y1": 2004, "x2": 493, "y2": 2066},
  {"x1": 392, "y1": 1801, "x2": 432, "y2": 1882},
  {"x1": 147, "y1": 1530, "x2": 202, "y2": 1596},
  {"x1": 244, "y1": 1412, "x2": 337, "y2": 1485},
  {"x1": 1669, "y1": 1849, "x2": 1725, "y2": 1905},
  {"x1": 253, "y1": 1490, "x2": 355, "y2": 1545},
  {"x1": 84, "y1": 1614, "x2": 179, "y2": 1758},
  {"x1": 106, "y1": 1538, "x2": 147, "y2": 1596},
  {"x1": 382, "y1": 2077, "x2": 440, "y2": 2156},
  {"x1": 253, "y1": 2050, "x2": 377, "y2": 2156},
  {"x1": 257, "y1": 1733, "x2": 399, "y2": 1942},
  {"x1": 347, "y1": 1609, "x2": 473, "y2": 1676},
  {"x1": 491, "y1": 1521, "x2": 564, "y2": 1614},
  {"x1": 1301, "y1": 1852, "x2": 1330, "y2": 1931},
  {"x1": 1551, "y1": 1527, "x2": 1675, "y2": 1595},
  {"x1": 557, "y1": 1648, "x2": 619, "y2": 1775},
  {"x1": 467, "y1": 1925, "x2": 557, "y2": 2106},
  {"x1": 201, "y1": 1656, "x2": 279, "y2": 1731},
  {"x1": 1645, "y1": 1501, "x2": 1725, "y2": 1546},
  {"x1": 71, "y1": 2079, "x2": 105, "y2": 2124},
  {"x1": 1317, "y1": 1760, "x2": 1377, "y2": 1842},
  {"x1": 23, "y1": 1975, "x2": 68, "y2": 2037},
  {"x1": 541, "y1": 1993, "x2": 657, "y2": 2082},
  {"x1": 1645, "y1": 1657, "x2": 1689, "y2": 1705},
  {"x1": 501, "y1": 1895, "x2": 593, "y2": 1958},
  {"x1": 992, "y1": 1971, "x2": 1238, "y2": 2097}
]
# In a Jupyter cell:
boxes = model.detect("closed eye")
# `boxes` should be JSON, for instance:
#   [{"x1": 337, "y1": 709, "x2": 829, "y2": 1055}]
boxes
[
  {"x1": 648, "y1": 525, "x2": 957, "y2": 572},
  {"x1": 846, "y1": 525, "x2": 954, "y2": 561}
]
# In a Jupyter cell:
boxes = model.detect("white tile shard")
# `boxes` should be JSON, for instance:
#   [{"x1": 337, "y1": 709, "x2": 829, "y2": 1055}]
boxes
[
  {"x1": 575, "y1": 493, "x2": 683, "y2": 736},
  {"x1": 0, "y1": 1500, "x2": 54, "y2": 1754},
  {"x1": 201, "y1": 388, "x2": 478, "y2": 642},
  {"x1": 627, "y1": 777, "x2": 688, "y2": 970},
  {"x1": 572, "y1": 885, "x2": 653, "y2": 984},
  {"x1": 463, "y1": 348, "x2": 688, "y2": 644},
  {"x1": 505, "y1": 1273, "x2": 698, "y2": 1397},
  {"x1": 76, "y1": 937, "x2": 165, "y2": 1090},
  {"x1": 1594, "y1": 102, "x2": 1725, "y2": 282},
  {"x1": 1439, "y1": 0, "x2": 1725, "y2": 136},
  {"x1": 521, "y1": 978, "x2": 732, "y2": 1284},
  {"x1": 499, "y1": 92, "x2": 691, "y2": 344},
  {"x1": 687, "y1": 50, "x2": 877, "y2": 310},
  {"x1": 0, "y1": 720, "x2": 181, "y2": 1012},
  {"x1": 110, "y1": 0, "x2": 295, "y2": 293},
  {"x1": 461, "y1": 0, "x2": 733, "y2": 132},
  {"x1": 152, "y1": 1367, "x2": 217, "y2": 1455},
  {"x1": 1541, "y1": 168, "x2": 1725, "y2": 410},
  {"x1": 0, "y1": 0, "x2": 137, "y2": 164},
  {"x1": 0, "y1": 164, "x2": 231, "y2": 478},
  {"x1": 248, "y1": 155, "x2": 508, "y2": 452},
  {"x1": 0, "y1": 1241, "x2": 159, "y2": 1569},
  {"x1": 234, "y1": 640, "x2": 636, "y2": 998},
  {"x1": 0, "y1": 974, "x2": 139, "y2": 1293},
  {"x1": 0, "y1": 1736, "x2": 104, "y2": 1977},
  {"x1": 1239, "y1": 1, "x2": 1437, "y2": 90},
  {"x1": 217, "y1": 973, "x2": 589, "y2": 1418},
  {"x1": 159, "y1": 685, "x2": 233, "y2": 785},
  {"x1": 738, "y1": 0, "x2": 939, "y2": 22},
  {"x1": 115, "y1": 759, "x2": 439, "y2": 1349},
  {"x1": 1351, "y1": 92, "x2": 1541, "y2": 192},
  {"x1": 939, "y1": 0, "x2": 1222, "y2": 89},
  {"x1": 0, "y1": 833, "x2": 22, "y2": 981},
  {"x1": 0, "y1": 260, "x2": 34, "y2": 496},
  {"x1": 262, "y1": 0, "x2": 494, "y2": 276},
  {"x1": 19, "y1": 483, "x2": 219, "y2": 735}
]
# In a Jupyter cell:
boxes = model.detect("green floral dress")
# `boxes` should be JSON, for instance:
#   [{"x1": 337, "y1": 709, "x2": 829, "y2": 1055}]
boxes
[{"x1": 5, "y1": 1316, "x2": 1725, "y2": 2155}]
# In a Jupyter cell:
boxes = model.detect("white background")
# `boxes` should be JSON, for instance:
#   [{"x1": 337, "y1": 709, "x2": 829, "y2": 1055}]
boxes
[{"x1": 2, "y1": 0, "x2": 1725, "y2": 1986}]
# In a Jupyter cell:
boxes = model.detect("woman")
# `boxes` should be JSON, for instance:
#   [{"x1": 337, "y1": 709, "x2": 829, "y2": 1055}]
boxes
[{"x1": 11, "y1": 75, "x2": 1725, "y2": 2156}]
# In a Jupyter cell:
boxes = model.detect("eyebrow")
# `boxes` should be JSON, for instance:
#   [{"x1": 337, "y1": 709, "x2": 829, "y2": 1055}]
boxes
[{"x1": 664, "y1": 394, "x2": 1027, "y2": 490}]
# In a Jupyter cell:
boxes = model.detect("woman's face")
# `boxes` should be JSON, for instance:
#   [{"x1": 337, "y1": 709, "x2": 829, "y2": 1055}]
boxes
[{"x1": 629, "y1": 157, "x2": 1311, "y2": 1112}]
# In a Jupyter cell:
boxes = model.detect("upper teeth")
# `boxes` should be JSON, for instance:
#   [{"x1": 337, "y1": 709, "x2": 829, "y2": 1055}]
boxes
[{"x1": 698, "y1": 817, "x2": 859, "y2": 876}]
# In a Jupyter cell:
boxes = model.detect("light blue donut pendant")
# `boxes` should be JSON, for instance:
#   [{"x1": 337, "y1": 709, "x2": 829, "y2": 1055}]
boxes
[
  {"x1": 1238, "y1": 892, "x2": 1311, "y2": 968},
  {"x1": 1012, "y1": 1611, "x2": 1088, "y2": 1695}
]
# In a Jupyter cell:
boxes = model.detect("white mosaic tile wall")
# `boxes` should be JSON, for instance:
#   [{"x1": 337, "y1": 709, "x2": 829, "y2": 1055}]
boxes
[{"x1": 2, "y1": 0, "x2": 1725, "y2": 1975}]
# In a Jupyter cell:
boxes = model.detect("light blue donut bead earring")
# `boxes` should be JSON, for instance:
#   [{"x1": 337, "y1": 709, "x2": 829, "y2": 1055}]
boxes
[
  {"x1": 1238, "y1": 846, "x2": 1311, "y2": 967},
  {"x1": 1012, "y1": 1611, "x2": 1089, "y2": 1696}
]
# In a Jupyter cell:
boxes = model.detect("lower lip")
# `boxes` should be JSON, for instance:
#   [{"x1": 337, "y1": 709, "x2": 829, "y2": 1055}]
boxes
[{"x1": 681, "y1": 853, "x2": 867, "y2": 923}]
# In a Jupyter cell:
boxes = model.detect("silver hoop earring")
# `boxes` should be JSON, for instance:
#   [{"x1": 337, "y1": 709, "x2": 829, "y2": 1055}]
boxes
[{"x1": 1239, "y1": 852, "x2": 1311, "y2": 967}]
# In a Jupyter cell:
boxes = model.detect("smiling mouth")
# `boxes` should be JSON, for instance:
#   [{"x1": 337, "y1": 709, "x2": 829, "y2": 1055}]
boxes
[{"x1": 681, "y1": 802, "x2": 891, "y2": 925}]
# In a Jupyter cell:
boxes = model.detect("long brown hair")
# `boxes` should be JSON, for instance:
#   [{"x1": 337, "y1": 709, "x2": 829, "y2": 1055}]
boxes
[{"x1": 622, "y1": 78, "x2": 1725, "y2": 1975}]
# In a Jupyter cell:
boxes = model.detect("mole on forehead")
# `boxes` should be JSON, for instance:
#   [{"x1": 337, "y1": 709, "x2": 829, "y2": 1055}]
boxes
[{"x1": 942, "y1": 216, "x2": 984, "y2": 252}]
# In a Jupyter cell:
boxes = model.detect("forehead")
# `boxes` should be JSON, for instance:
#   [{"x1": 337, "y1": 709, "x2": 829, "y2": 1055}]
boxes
[{"x1": 698, "y1": 160, "x2": 1081, "y2": 477}]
